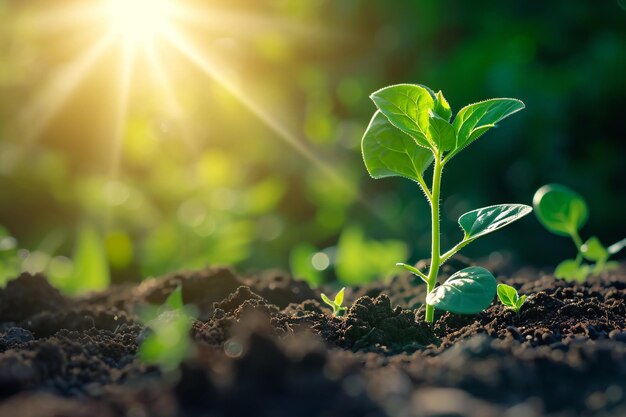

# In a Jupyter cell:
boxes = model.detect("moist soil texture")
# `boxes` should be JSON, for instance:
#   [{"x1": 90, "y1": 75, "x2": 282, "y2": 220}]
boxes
[{"x1": 0, "y1": 259, "x2": 626, "y2": 417}]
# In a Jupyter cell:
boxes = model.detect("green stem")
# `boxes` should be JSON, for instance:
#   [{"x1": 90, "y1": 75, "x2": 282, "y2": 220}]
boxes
[
  {"x1": 425, "y1": 156, "x2": 443, "y2": 323},
  {"x1": 570, "y1": 230, "x2": 584, "y2": 265}
]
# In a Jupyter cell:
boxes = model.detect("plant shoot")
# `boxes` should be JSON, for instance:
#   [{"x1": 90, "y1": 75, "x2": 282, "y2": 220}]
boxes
[{"x1": 361, "y1": 84, "x2": 531, "y2": 322}]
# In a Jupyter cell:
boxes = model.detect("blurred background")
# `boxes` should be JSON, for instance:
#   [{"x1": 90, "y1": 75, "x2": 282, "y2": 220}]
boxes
[{"x1": 0, "y1": 0, "x2": 625, "y2": 292}]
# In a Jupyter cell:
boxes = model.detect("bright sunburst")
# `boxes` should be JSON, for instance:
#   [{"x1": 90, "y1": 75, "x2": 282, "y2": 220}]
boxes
[
  {"x1": 12, "y1": 0, "x2": 373, "y2": 217},
  {"x1": 107, "y1": 0, "x2": 173, "y2": 44}
]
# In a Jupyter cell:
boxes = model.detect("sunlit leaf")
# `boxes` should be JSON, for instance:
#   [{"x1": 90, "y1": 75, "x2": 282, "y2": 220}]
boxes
[
  {"x1": 426, "y1": 266, "x2": 497, "y2": 314},
  {"x1": 533, "y1": 184, "x2": 588, "y2": 237},
  {"x1": 458, "y1": 204, "x2": 532, "y2": 242},
  {"x1": 452, "y1": 98, "x2": 524, "y2": 151},
  {"x1": 362, "y1": 111, "x2": 434, "y2": 182},
  {"x1": 434, "y1": 90, "x2": 452, "y2": 121},
  {"x1": 428, "y1": 112, "x2": 456, "y2": 151},
  {"x1": 370, "y1": 84, "x2": 435, "y2": 149},
  {"x1": 334, "y1": 287, "x2": 345, "y2": 305}
]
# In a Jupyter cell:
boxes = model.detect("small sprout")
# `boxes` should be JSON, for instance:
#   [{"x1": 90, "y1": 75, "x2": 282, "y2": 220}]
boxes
[
  {"x1": 321, "y1": 287, "x2": 348, "y2": 316},
  {"x1": 361, "y1": 84, "x2": 531, "y2": 322},
  {"x1": 533, "y1": 184, "x2": 625, "y2": 281},
  {"x1": 138, "y1": 285, "x2": 196, "y2": 372},
  {"x1": 497, "y1": 283, "x2": 527, "y2": 313}
]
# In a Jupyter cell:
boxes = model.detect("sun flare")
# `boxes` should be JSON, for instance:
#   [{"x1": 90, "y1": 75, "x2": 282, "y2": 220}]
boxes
[{"x1": 107, "y1": 0, "x2": 172, "y2": 44}]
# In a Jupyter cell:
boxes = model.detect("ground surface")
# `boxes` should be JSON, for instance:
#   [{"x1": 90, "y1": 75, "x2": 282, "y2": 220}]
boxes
[{"x1": 0, "y1": 259, "x2": 625, "y2": 417}]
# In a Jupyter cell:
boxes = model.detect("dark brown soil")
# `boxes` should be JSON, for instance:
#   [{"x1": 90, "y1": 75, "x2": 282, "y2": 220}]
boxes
[{"x1": 1, "y1": 260, "x2": 626, "y2": 417}]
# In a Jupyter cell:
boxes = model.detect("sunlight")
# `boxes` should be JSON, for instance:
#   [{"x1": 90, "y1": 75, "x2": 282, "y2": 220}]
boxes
[{"x1": 107, "y1": 0, "x2": 172, "y2": 44}]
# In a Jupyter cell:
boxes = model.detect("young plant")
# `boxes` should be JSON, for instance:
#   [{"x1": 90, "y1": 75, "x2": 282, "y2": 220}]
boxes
[
  {"x1": 497, "y1": 283, "x2": 527, "y2": 313},
  {"x1": 361, "y1": 84, "x2": 531, "y2": 322},
  {"x1": 533, "y1": 184, "x2": 625, "y2": 281},
  {"x1": 138, "y1": 285, "x2": 197, "y2": 372},
  {"x1": 321, "y1": 287, "x2": 348, "y2": 316}
]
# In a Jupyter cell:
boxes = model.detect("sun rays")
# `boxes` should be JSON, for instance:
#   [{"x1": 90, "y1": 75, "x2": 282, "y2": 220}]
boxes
[{"x1": 8, "y1": 0, "x2": 388, "y2": 224}]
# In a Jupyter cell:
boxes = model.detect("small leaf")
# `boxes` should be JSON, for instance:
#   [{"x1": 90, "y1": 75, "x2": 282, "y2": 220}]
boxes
[
  {"x1": 362, "y1": 111, "x2": 434, "y2": 182},
  {"x1": 452, "y1": 98, "x2": 524, "y2": 151},
  {"x1": 396, "y1": 262, "x2": 428, "y2": 283},
  {"x1": 516, "y1": 295, "x2": 527, "y2": 310},
  {"x1": 533, "y1": 184, "x2": 588, "y2": 237},
  {"x1": 334, "y1": 287, "x2": 345, "y2": 306},
  {"x1": 164, "y1": 285, "x2": 184, "y2": 311},
  {"x1": 370, "y1": 84, "x2": 435, "y2": 149},
  {"x1": 581, "y1": 237, "x2": 608, "y2": 262},
  {"x1": 497, "y1": 283, "x2": 518, "y2": 308},
  {"x1": 554, "y1": 259, "x2": 589, "y2": 282},
  {"x1": 428, "y1": 111, "x2": 456, "y2": 151},
  {"x1": 458, "y1": 204, "x2": 532, "y2": 242},
  {"x1": 320, "y1": 293, "x2": 333, "y2": 307},
  {"x1": 608, "y1": 238, "x2": 626, "y2": 255},
  {"x1": 434, "y1": 90, "x2": 452, "y2": 121},
  {"x1": 426, "y1": 267, "x2": 497, "y2": 314}
]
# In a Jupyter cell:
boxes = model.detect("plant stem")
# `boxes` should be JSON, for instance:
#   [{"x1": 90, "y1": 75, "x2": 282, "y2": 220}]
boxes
[
  {"x1": 425, "y1": 156, "x2": 443, "y2": 323},
  {"x1": 570, "y1": 230, "x2": 584, "y2": 265}
]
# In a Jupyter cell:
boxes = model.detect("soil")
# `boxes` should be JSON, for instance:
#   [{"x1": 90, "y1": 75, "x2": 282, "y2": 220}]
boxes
[{"x1": 0, "y1": 259, "x2": 626, "y2": 417}]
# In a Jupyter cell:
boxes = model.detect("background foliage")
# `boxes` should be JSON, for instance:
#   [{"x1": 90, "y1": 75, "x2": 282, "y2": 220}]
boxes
[{"x1": 0, "y1": 0, "x2": 624, "y2": 289}]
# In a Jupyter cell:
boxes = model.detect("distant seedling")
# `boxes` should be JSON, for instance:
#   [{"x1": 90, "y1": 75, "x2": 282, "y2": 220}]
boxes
[
  {"x1": 533, "y1": 184, "x2": 625, "y2": 281},
  {"x1": 138, "y1": 285, "x2": 196, "y2": 372},
  {"x1": 361, "y1": 84, "x2": 531, "y2": 322},
  {"x1": 497, "y1": 283, "x2": 527, "y2": 313},
  {"x1": 321, "y1": 287, "x2": 348, "y2": 316}
]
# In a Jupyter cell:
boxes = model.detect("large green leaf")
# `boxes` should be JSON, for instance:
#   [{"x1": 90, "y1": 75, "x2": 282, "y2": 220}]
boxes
[
  {"x1": 533, "y1": 184, "x2": 588, "y2": 237},
  {"x1": 361, "y1": 111, "x2": 434, "y2": 182},
  {"x1": 370, "y1": 84, "x2": 435, "y2": 149},
  {"x1": 452, "y1": 98, "x2": 525, "y2": 151},
  {"x1": 458, "y1": 204, "x2": 532, "y2": 242},
  {"x1": 426, "y1": 267, "x2": 497, "y2": 314}
]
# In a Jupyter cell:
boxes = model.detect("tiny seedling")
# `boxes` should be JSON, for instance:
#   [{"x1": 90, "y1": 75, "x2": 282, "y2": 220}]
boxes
[
  {"x1": 321, "y1": 287, "x2": 348, "y2": 316},
  {"x1": 533, "y1": 184, "x2": 625, "y2": 281},
  {"x1": 361, "y1": 84, "x2": 531, "y2": 322},
  {"x1": 497, "y1": 283, "x2": 527, "y2": 313},
  {"x1": 138, "y1": 285, "x2": 196, "y2": 372}
]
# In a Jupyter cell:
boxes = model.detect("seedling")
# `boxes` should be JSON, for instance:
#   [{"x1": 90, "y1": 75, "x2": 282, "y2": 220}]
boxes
[
  {"x1": 361, "y1": 84, "x2": 531, "y2": 322},
  {"x1": 138, "y1": 285, "x2": 197, "y2": 372},
  {"x1": 497, "y1": 283, "x2": 527, "y2": 313},
  {"x1": 533, "y1": 184, "x2": 625, "y2": 281},
  {"x1": 321, "y1": 287, "x2": 348, "y2": 316}
]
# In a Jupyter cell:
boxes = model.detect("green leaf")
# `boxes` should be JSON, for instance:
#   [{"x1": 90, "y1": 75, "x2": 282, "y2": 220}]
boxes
[
  {"x1": 334, "y1": 287, "x2": 345, "y2": 306},
  {"x1": 68, "y1": 225, "x2": 110, "y2": 294},
  {"x1": 496, "y1": 283, "x2": 518, "y2": 308},
  {"x1": 320, "y1": 293, "x2": 333, "y2": 307},
  {"x1": 164, "y1": 285, "x2": 184, "y2": 311},
  {"x1": 428, "y1": 111, "x2": 456, "y2": 151},
  {"x1": 434, "y1": 90, "x2": 452, "y2": 121},
  {"x1": 426, "y1": 266, "x2": 497, "y2": 314},
  {"x1": 533, "y1": 184, "x2": 588, "y2": 237},
  {"x1": 581, "y1": 237, "x2": 608, "y2": 262},
  {"x1": 370, "y1": 84, "x2": 435, "y2": 149},
  {"x1": 516, "y1": 295, "x2": 527, "y2": 310},
  {"x1": 554, "y1": 259, "x2": 589, "y2": 282},
  {"x1": 452, "y1": 98, "x2": 525, "y2": 151},
  {"x1": 458, "y1": 204, "x2": 532, "y2": 242},
  {"x1": 361, "y1": 111, "x2": 434, "y2": 182}
]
